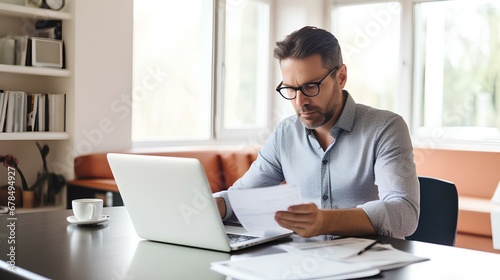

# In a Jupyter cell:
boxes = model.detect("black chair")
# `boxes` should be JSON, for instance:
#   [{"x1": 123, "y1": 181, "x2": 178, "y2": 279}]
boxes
[{"x1": 406, "y1": 176, "x2": 459, "y2": 246}]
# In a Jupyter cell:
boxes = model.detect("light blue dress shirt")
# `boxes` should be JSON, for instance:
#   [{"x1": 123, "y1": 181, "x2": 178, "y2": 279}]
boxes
[{"x1": 214, "y1": 91, "x2": 419, "y2": 239}]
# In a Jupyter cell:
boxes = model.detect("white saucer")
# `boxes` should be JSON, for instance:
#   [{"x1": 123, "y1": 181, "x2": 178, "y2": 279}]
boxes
[{"x1": 66, "y1": 215, "x2": 110, "y2": 225}]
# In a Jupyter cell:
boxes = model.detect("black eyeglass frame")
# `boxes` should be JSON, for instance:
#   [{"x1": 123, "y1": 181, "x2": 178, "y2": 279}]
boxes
[{"x1": 275, "y1": 66, "x2": 339, "y2": 100}]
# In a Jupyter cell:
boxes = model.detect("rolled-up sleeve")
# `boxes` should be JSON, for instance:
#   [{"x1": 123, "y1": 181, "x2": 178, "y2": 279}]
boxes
[{"x1": 360, "y1": 115, "x2": 420, "y2": 238}]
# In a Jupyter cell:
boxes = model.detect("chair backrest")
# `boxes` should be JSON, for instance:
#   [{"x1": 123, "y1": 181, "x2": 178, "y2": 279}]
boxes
[{"x1": 406, "y1": 176, "x2": 459, "y2": 246}]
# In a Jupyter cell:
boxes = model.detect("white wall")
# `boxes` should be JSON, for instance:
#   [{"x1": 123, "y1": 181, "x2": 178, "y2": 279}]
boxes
[{"x1": 72, "y1": 0, "x2": 133, "y2": 158}]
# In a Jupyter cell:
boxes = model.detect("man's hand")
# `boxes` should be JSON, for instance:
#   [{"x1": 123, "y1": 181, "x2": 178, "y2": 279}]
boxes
[
  {"x1": 275, "y1": 203, "x2": 377, "y2": 238},
  {"x1": 275, "y1": 202, "x2": 325, "y2": 237},
  {"x1": 215, "y1": 197, "x2": 226, "y2": 219}
]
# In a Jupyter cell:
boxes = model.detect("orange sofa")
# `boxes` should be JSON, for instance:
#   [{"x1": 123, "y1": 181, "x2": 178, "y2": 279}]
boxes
[
  {"x1": 67, "y1": 146, "x2": 259, "y2": 207},
  {"x1": 68, "y1": 146, "x2": 500, "y2": 253}
]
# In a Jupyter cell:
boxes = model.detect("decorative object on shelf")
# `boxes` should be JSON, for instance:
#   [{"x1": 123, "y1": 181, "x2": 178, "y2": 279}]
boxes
[
  {"x1": 22, "y1": 190, "x2": 36, "y2": 208},
  {"x1": 42, "y1": 0, "x2": 65, "y2": 11},
  {"x1": 0, "y1": 142, "x2": 66, "y2": 207},
  {"x1": 35, "y1": 20, "x2": 63, "y2": 40},
  {"x1": 26, "y1": 0, "x2": 65, "y2": 11},
  {"x1": 0, "y1": 154, "x2": 24, "y2": 207},
  {"x1": 32, "y1": 142, "x2": 66, "y2": 205}
]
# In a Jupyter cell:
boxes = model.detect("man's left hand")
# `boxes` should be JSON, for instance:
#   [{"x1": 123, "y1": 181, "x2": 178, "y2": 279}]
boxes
[{"x1": 275, "y1": 202, "x2": 325, "y2": 237}]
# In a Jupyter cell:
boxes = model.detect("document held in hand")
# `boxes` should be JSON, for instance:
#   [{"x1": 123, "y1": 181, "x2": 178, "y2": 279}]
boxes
[{"x1": 227, "y1": 183, "x2": 303, "y2": 232}]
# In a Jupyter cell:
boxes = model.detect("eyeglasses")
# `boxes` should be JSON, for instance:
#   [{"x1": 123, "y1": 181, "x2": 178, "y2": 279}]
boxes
[{"x1": 275, "y1": 67, "x2": 339, "y2": 100}]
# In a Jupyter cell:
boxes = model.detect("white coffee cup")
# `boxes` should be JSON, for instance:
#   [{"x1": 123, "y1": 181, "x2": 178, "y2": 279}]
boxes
[{"x1": 72, "y1": 198, "x2": 103, "y2": 221}]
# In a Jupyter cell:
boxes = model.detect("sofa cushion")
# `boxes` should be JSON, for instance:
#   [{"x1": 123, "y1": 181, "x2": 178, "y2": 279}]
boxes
[
  {"x1": 219, "y1": 148, "x2": 258, "y2": 187},
  {"x1": 140, "y1": 150, "x2": 224, "y2": 192},
  {"x1": 74, "y1": 153, "x2": 114, "y2": 180},
  {"x1": 71, "y1": 148, "x2": 259, "y2": 194}
]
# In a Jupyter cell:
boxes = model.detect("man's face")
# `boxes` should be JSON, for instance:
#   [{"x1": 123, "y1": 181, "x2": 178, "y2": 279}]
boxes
[{"x1": 279, "y1": 54, "x2": 346, "y2": 130}]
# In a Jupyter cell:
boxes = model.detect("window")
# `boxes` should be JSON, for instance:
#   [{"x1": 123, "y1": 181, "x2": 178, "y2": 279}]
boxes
[
  {"x1": 132, "y1": 0, "x2": 271, "y2": 145},
  {"x1": 331, "y1": 2, "x2": 402, "y2": 113},
  {"x1": 132, "y1": 0, "x2": 213, "y2": 142},
  {"x1": 413, "y1": 0, "x2": 500, "y2": 144},
  {"x1": 222, "y1": 0, "x2": 270, "y2": 132},
  {"x1": 331, "y1": 0, "x2": 500, "y2": 148}
]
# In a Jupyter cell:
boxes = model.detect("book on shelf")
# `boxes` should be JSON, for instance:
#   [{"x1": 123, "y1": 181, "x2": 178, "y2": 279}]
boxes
[
  {"x1": 12, "y1": 35, "x2": 29, "y2": 66},
  {"x1": 5, "y1": 91, "x2": 16, "y2": 132},
  {"x1": 0, "y1": 37, "x2": 16, "y2": 65},
  {"x1": 14, "y1": 91, "x2": 27, "y2": 132},
  {"x1": 0, "y1": 92, "x2": 66, "y2": 133},
  {"x1": 4, "y1": 91, "x2": 27, "y2": 133},
  {"x1": 0, "y1": 90, "x2": 7, "y2": 132},
  {"x1": 32, "y1": 93, "x2": 65, "y2": 132},
  {"x1": 27, "y1": 93, "x2": 39, "y2": 132},
  {"x1": 37, "y1": 93, "x2": 46, "y2": 132},
  {"x1": 47, "y1": 93, "x2": 66, "y2": 132}
]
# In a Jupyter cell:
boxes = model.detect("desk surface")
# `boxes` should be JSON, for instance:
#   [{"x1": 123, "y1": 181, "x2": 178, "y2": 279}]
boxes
[{"x1": 1, "y1": 207, "x2": 500, "y2": 280}]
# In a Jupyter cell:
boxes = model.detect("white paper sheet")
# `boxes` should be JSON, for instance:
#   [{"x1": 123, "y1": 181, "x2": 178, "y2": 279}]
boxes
[
  {"x1": 210, "y1": 237, "x2": 429, "y2": 280},
  {"x1": 277, "y1": 238, "x2": 378, "y2": 260},
  {"x1": 210, "y1": 252, "x2": 379, "y2": 280},
  {"x1": 227, "y1": 183, "x2": 303, "y2": 232}
]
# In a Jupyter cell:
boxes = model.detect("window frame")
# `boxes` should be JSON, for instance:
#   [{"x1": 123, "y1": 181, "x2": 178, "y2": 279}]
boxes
[{"x1": 214, "y1": 0, "x2": 274, "y2": 142}]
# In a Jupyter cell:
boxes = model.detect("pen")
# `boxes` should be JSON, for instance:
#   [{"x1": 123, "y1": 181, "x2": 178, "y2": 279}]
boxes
[{"x1": 356, "y1": 240, "x2": 378, "y2": 255}]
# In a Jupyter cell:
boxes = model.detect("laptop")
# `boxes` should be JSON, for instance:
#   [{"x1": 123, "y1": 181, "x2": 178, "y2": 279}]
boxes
[{"x1": 107, "y1": 153, "x2": 293, "y2": 252}]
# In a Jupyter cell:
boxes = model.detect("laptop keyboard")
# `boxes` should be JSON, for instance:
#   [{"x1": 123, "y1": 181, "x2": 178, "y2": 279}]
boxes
[{"x1": 227, "y1": 233, "x2": 259, "y2": 244}]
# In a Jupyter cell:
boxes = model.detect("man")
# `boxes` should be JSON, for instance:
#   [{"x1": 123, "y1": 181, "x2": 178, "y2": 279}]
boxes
[{"x1": 214, "y1": 26, "x2": 419, "y2": 239}]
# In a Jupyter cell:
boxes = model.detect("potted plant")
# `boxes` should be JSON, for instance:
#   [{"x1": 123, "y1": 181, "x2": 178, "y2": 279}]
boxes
[
  {"x1": 0, "y1": 142, "x2": 66, "y2": 208},
  {"x1": 0, "y1": 154, "x2": 27, "y2": 207},
  {"x1": 31, "y1": 142, "x2": 66, "y2": 205}
]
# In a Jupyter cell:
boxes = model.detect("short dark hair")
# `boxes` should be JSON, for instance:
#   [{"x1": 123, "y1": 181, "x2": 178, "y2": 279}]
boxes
[{"x1": 273, "y1": 26, "x2": 343, "y2": 70}]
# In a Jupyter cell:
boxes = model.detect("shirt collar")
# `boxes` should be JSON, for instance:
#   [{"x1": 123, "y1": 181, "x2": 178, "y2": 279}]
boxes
[
  {"x1": 304, "y1": 90, "x2": 356, "y2": 135},
  {"x1": 334, "y1": 90, "x2": 355, "y2": 133}
]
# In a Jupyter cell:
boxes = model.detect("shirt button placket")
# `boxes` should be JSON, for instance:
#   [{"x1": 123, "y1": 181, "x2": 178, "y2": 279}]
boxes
[{"x1": 321, "y1": 158, "x2": 330, "y2": 208}]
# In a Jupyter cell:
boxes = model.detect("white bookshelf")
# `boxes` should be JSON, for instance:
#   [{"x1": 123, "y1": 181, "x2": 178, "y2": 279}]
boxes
[
  {"x1": 0, "y1": 2, "x2": 72, "y2": 141},
  {"x1": 0, "y1": 132, "x2": 69, "y2": 140},
  {"x1": 0, "y1": 2, "x2": 71, "y2": 20},
  {"x1": 0, "y1": 64, "x2": 70, "y2": 77},
  {"x1": 0, "y1": 1, "x2": 73, "y2": 211}
]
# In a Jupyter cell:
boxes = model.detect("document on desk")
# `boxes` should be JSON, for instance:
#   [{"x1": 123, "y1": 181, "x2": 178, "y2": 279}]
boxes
[
  {"x1": 210, "y1": 237, "x2": 429, "y2": 280},
  {"x1": 211, "y1": 252, "x2": 379, "y2": 280},
  {"x1": 227, "y1": 183, "x2": 303, "y2": 232}
]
